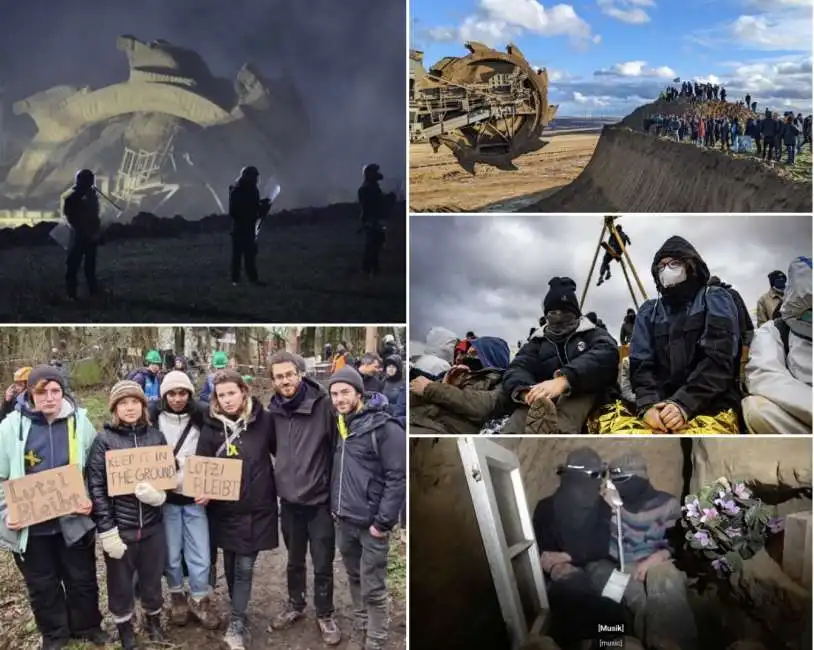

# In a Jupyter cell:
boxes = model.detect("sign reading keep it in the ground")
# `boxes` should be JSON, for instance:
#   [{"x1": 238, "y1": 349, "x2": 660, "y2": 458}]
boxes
[{"x1": 105, "y1": 445, "x2": 177, "y2": 496}]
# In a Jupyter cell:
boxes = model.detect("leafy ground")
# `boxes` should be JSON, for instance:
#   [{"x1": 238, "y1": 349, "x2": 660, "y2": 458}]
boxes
[
  {"x1": 0, "y1": 389, "x2": 407, "y2": 650},
  {"x1": 0, "y1": 211, "x2": 405, "y2": 323}
]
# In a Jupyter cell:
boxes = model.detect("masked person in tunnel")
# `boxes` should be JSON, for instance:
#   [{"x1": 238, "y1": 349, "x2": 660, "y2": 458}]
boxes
[
  {"x1": 586, "y1": 453, "x2": 697, "y2": 650},
  {"x1": 600, "y1": 236, "x2": 741, "y2": 434},
  {"x1": 597, "y1": 224, "x2": 632, "y2": 287},
  {"x1": 531, "y1": 448, "x2": 626, "y2": 649},
  {"x1": 358, "y1": 164, "x2": 395, "y2": 279},
  {"x1": 229, "y1": 166, "x2": 271, "y2": 286},
  {"x1": 410, "y1": 336, "x2": 512, "y2": 435},
  {"x1": 501, "y1": 278, "x2": 619, "y2": 435},
  {"x1": 63, "y1": 169, "x2": 102, "y2": 301},
  {"x1": 756, "y1": 270, "x2": 787, "y2": 327},
  {"x1": 742, "y1": 256, "x2": 812, "y2": 434}
]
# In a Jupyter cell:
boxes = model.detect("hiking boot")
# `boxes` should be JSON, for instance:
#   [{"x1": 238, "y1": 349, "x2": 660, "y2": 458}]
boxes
[
  {"x1": 224, "y1": 618, "x2": 247, "y2": 650},
  {"x1": 596, "y1": 277, "x2": 604, "y2": 286},
  {"x1": 40, "y1": 638, "x2": 69, "y2": 650},
  {"x1": 525, "y1": 396, "x2": 558, "y2": 435},
  {"x1": 115, "y1": 621, "x2": 138, "y2": 650},
  {"x1": 188, "y1": 594, "x2": 221, "y2": 630},
  {"x1": 169, "y1": 591, "x2": 189, "y2": 626},
  {"x1": 145, "y1": 613, "x2": 167, "y2": 643},
  {"x1": 317, "y1": 616, "x2": 342, "y2": 645},
  {"x1": 268, "y1": 606, "x2": 305, "y2": 631},
  {"x1": 73, "y1": 628, "x2": 111, "y2": 646}
]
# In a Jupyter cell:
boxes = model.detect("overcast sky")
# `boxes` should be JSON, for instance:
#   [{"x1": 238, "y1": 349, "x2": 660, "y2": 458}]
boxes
[{"x1": 410, "y1": 214, "x2": 812, "y2": 348}]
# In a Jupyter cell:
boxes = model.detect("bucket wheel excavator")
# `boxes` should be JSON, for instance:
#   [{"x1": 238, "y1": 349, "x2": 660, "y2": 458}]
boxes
[{"x1": 409, "y1": 42, "x2": 558, "y2": 171}]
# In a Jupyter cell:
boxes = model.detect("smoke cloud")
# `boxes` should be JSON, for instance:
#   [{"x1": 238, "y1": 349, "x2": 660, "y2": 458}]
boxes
[{"x1": 0, "y1": 0, "x2": 405, "y2": 209}]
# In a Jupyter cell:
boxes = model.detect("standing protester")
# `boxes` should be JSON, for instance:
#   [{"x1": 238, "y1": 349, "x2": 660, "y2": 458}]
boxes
[
  {"x1": 127, "y1": 350, "x2": 163, "y2": 402},
  {"x1": 229, "y1": 166, "x2": 271, "y2": 286},
  {"x1": 266, "y1": 352, "x2": 342, "y2": 645},
  {"x1": 196, "y1": 371, "x2": 278, "y2": 650},
  {"x1": 358, "y1": 164, "x2": 394, "y2": 278},
  {"x1": 86, "y1": 381, "x2": 169, "y2": 650},
  {"x1": 0, "y1": 366, "x2": 108, "y2": 650},
  {"x1": 328, "y1": 367, "x2": 406, "y2": 650},
  {"x1": 357, "y1": 353, "x2": 385, "y2": 393},
  {"x1": 1, "y1": 366, "x2": 31, "y2": 423},
  {"x1": 619, "y1": 309, "x2": 636, "y2": 346},
  {"x1": 757, "y1": 270, "x2": 787, "y2": 327},
  {"x1": 63, "y1": 169, "x2": 101, "y2": 301},
  {"x1": 150, "y1": 371, "x2": 219, "y2": 629},
  {"x1": 200, "y1": 351, "x2": 230, "y2": 405}
]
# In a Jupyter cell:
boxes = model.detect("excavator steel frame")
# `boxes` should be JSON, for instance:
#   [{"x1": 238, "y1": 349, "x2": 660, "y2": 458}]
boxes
[{"x1": 580, "y1": 216, "x2": 648, "y2": 311}]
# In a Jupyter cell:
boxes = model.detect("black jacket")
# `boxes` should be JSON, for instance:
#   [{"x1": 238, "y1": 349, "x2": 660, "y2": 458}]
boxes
[
  {"x1": 381, "y1": 355, "x2": 404, "y2": 408},
  {"x1": 196, "y1": 398, "x2": 278, "y2": 554},
  {"x1": 361, "y1": 372, "x2": 385, "y2": 394},
  {"x1": 228, "y1": 181, "x2": 263, "y2": 235},
  {"x1": 63, "y1": 186, "x2": 101, "y2": 243},
  {"x1": 358, "y1": 181, "x2": 392, "y2": 231},
  {"x1": 502, "y1": 322, "x2": 619, "y2": 399},
  {"x1": 87, "y1": 422, "x2": 168, "y2": 541},
  {"x1": 629, "y1": 236, "x2": 740, "y2": 418},
  {"x1": 330, "y1": 392, "x2": 406, "y2": 532},
  {"x1": 267, "y1": 377, "x2": 336, "y2": 507}
]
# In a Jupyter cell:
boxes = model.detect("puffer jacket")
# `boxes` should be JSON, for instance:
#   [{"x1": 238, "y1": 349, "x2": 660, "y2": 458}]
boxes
[
  {"x1": 331, "y1": 393, "x2": 405, "y2": 532},
  {"x1": 87, "y1": 422, "x2": 168, "y2": 541}
]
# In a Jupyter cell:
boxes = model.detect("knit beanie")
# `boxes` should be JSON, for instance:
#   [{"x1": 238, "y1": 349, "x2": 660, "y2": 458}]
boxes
[
  {"x1": 329, "y1": 366, "x2": 365, "y2": 395},
  {"x1": 109, "y1": 380, "x2": 148, "y2": 412},
  {"x1": 160, "y1": 370, "x2": 195, "y2": 398},
  {"x1": 27, "y1": 365, "x2": 66, "y2": 391},
  {"x1": 608, "y1": 452, "x2": 648, "y2": 479},
  {"x1": 543, "y1": 277, "x2": 581, "y2": 316}
]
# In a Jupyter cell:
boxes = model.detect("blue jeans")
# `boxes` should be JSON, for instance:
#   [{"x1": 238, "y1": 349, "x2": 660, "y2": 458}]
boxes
[
  {"x1": 163, "y1": 503, "x2": 211, "y2": 599},
  {"x1": 787, "y1": 144, "x2": 796, "y2": 164}
]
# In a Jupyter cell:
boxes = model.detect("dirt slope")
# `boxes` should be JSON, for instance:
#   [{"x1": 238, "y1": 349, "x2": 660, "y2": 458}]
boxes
[{"x1": 524, "y1": 126, "x2": 813, "y2": 213}]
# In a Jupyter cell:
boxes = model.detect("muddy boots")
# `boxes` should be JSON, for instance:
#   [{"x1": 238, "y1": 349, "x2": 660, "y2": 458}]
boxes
[
  {"x1": 188, "y1": 594, "x2": 222, "y2": 630},
  {"x1": 145, "y1": 613, "x2": 167, "y2": 644},
  {"x1": 224, "y1": 617, "x2": 248, "y2": 650},
  {"x1": 115, "y1": 621, "x2": 138, "y2": 650},
  {"x1": 169, "y1": 592, "x2": 189, "y2": 626}
]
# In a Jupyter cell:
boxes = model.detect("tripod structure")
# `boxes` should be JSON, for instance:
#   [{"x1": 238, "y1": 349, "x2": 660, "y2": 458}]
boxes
[{"x1": 580, "y1": 215, "x2": 648, "y2": 311}]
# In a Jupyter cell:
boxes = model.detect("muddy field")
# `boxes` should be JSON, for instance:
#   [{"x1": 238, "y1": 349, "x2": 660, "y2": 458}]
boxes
[
  {"x1": 0, "y1": 210, "x2": 406, "y2": 324},
  {"x1": 408, "y1": 132, "x2": 599, "y2": 213}
]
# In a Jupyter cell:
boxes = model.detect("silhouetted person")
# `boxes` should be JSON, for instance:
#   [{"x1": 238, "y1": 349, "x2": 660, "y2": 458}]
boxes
[
  {"x1": 229, "y1": 166, "x2": 271, "y2": 286},
  {"x1": 63, "y1": 169, "x2": 101, "y2": 300},
  {"x1": 597, "y1": 224, "x2": 631, "y2": 286},
  {"x1": 358, "y1": 164, "x2": 394, "y2": 278}
]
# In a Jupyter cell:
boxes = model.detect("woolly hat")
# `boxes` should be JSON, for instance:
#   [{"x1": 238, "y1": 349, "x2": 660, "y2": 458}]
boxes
[
  {"x1": 329, "y1": 366, "x2": 365, "y2": 395},
  {"x1": 608, "y1": 452, "x2": 648, "y2": 479},
  {"x1": 27, "y1": 365, "x2": 66, "y2": 391},
  {"x1": 109, "y1": 380, "x2": 147, "y2": 412},
  {"x1": 543, "y1": 277, "x2": 581, "y2": 316},
  {"x1": 160, "y1": 371, "x2": 195, "y2": 398}
]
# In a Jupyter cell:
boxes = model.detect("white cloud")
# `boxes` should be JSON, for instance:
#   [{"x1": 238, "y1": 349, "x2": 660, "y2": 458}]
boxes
[
  {"x1": 597, "y1": 0, "x2": 655, "y2": 24},
  {"x1": 692, "y1": 3, "x2": 813, "y2": 52},
  {"x1": 595, "y1": 60, "x2": 676, "y2": 78},
  {"x1": 426, "y1": 0, "x2": 597, "y2": 47}
]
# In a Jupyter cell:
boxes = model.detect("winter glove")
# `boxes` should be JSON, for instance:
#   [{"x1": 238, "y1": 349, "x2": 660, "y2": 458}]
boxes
[
  {"x1": 134, "y1": 483, "x2": 167, "y2": 507},
  {"x1": 99, "y1": 528, "x2": 128, "y2": 559}
]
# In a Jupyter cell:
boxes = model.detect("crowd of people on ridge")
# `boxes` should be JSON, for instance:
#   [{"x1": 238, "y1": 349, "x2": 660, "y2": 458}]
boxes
[
  {"x1": 0, "y1": 345, "x2": 406, "y2": 650},
  {"x1": 409, "y1": 235, "x2": 812, "y2": 435}
]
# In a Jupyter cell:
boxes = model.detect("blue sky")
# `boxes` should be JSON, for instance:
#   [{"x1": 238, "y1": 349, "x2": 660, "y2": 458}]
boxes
[{"x1": 411, "y1": 0, "x2": 812, "y2": 117}]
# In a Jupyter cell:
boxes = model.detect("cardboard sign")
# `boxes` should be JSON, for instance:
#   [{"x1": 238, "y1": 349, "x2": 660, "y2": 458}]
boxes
[
  {"x1": 105, "y1": 445, "x2": 177, "y2": 496},
  {"x1": 2, "y1": 464, "x2": 87, "y2": 527},
  {"x1": 182, "y1": 456, "x2": 242, "y2": 501}
]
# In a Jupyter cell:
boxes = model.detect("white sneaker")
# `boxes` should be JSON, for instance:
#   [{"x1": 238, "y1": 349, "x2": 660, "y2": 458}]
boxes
[{"x1": 224, "y1": 619, "x2": 246, "y2": 650}]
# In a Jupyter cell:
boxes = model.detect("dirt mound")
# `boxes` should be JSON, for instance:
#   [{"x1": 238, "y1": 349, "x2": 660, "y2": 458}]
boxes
[
  {"x1": 0, "y1": 201, "x2": 377, "y2": 250},
  {"x1": 524, "y1": 126, "x2": 812, "y2": 212}
]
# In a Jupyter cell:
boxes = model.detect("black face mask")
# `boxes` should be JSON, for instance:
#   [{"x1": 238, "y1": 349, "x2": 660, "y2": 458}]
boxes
[{"x1": 461, "y1": 357, "x2": 483, "y2": 371}]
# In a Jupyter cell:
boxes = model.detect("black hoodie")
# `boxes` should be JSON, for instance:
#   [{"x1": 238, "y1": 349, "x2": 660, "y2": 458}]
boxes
[{"x1": 629, "y1": 236, "x2": 741, "y2": 419}]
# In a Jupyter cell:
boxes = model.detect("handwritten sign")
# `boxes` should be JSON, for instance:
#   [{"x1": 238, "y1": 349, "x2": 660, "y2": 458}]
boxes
[
  {"x1": 182, "y1": 456, "x2": 242, "y2": 501},
  {"x1": 2, "y1": 464, "x2": 87, "y2": 527},
  {"x1": 105, "y1": 445, "x2": 176, "y2": 497}
]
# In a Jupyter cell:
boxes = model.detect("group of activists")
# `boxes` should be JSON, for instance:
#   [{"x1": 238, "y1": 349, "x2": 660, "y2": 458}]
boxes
[
  {"x1": 61, "y1": 162, "x2": 397, "y2": 301},
  {"x1": 410, "y1": 234, "x2": 812, "y2": 435},
  {"x1": 0, "y1": 351, "x2": 406, "y2": 650}
]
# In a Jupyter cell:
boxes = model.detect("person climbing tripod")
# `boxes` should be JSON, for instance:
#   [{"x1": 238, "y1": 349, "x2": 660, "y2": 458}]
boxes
[{"x1": 597, "y1": 224, "x2": 631, "y2": 287}]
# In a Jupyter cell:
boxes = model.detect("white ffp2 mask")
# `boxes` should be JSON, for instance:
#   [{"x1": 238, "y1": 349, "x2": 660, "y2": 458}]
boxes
[{"x1": 659, "y1": 265, "x2": 686, "y2": 288}]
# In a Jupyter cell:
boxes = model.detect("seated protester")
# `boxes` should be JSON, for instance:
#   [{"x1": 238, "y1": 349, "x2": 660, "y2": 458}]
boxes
[
  {"x1": 357, "y1": 353, "x2": 385, "y2": 394},
  {"x1": 409, "y1": 336, "x2": 512, "y2": 435},
  {"x1": 592, "y1": 236, "x2": 741, "y2": 434},
  {"x1": 149, "y1": 371, "x2": 219, "y2": 629},
  {"x1": 532, "y1": 448, "x2": 626, "y2": 649},
  {"x1": 0, "y1": 366, "x2": 108, "y2": 650},
  {"x1": 87, "y1": 381, "x2": 170, "y2": 649},
  {"x1": 502, "y1": 277, "x2": 619, "y2": 435},
  {"x1": 414, "y1": 327, "x2": 458, "y2": 368},
  {"x1": 742, "y1": 256, "x2": 812, "y2": 434},
  {"x1": 586, "y1": 454, "x2": 697, "y2": 650},
  {"x1": 196, "y1": 371, "x2": 277, "y2": 650},
  {"x1": 708, "y1": 275, "x2": 754, "y2": 389}
]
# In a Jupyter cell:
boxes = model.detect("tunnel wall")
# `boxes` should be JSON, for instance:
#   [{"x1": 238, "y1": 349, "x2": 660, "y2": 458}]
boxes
[{"x1": 526, "y1": 126, "x2": 812, "y2": 213}]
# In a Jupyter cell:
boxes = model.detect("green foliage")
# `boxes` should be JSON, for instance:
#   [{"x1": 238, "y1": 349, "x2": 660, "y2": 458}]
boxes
[{"x1": 69, "y1": 358, "x2": 104, "y2": 388}]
